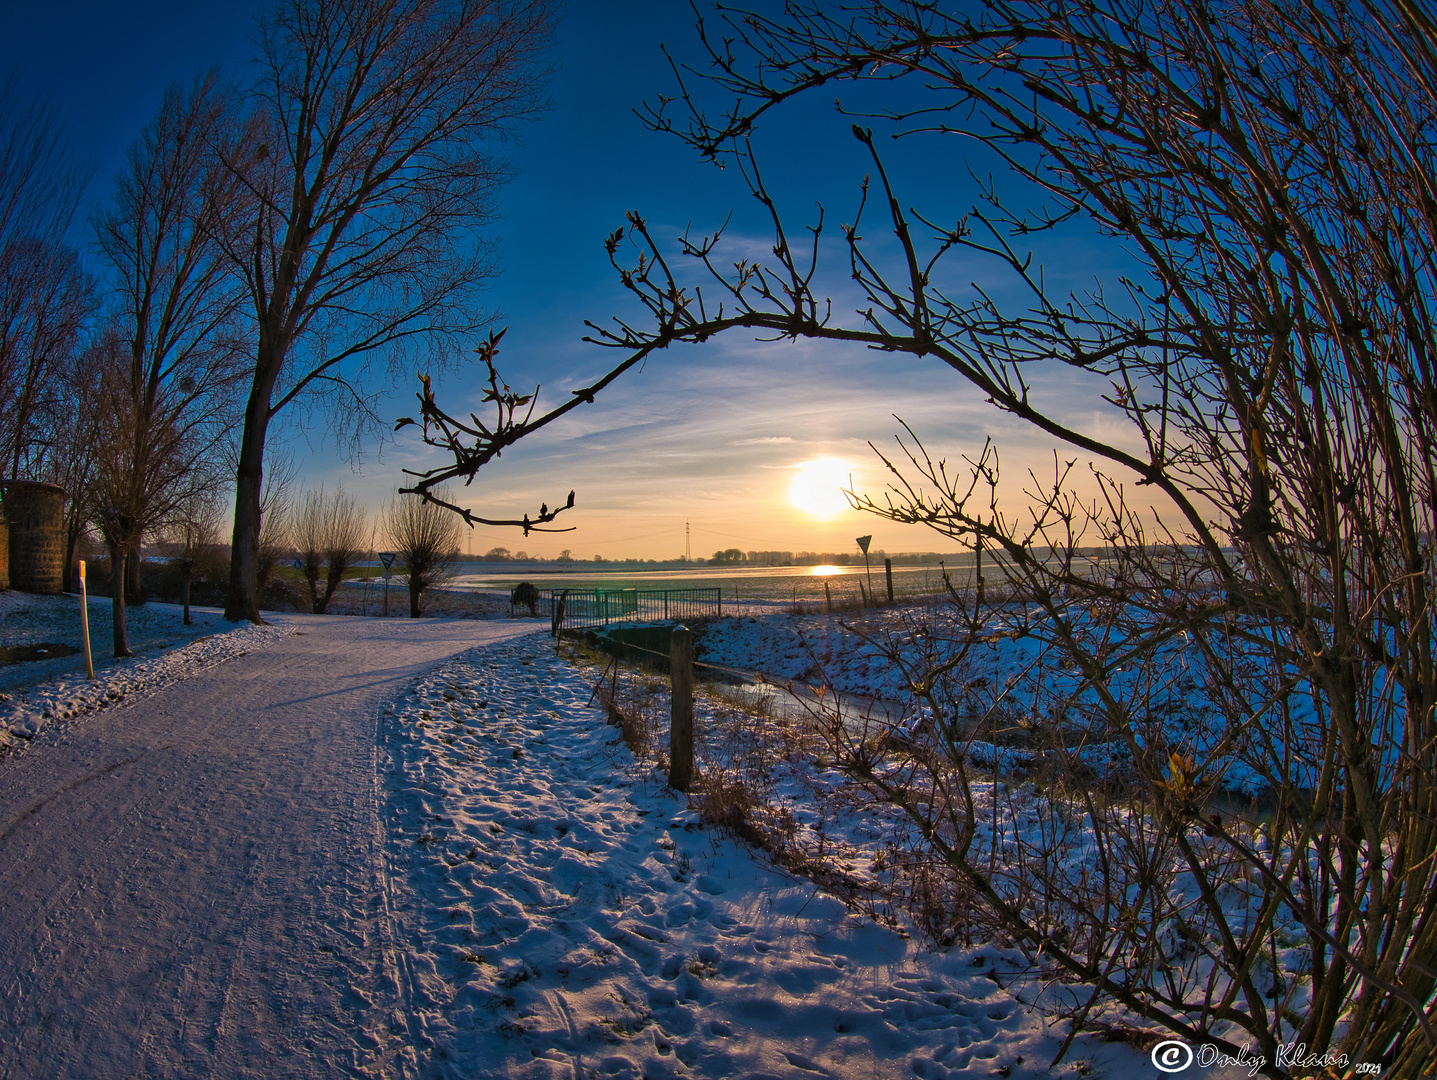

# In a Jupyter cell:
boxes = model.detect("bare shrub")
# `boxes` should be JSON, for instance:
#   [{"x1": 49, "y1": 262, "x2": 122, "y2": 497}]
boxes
[
  {"x1": 294, "y1": 486, "x2": 366, "y2": 614},
  {"x1": 586, "y1": 651, "x2": 669, "y2": 766},
  {"x1": 689, "y1": 774, "x2": 760, "y2": 843},
  {"x1": 384, "y1": 490, "x2": 462, "y2": 618},
  {"x1": 511, "y1": 581, "x2": 539, "y2": 615}
]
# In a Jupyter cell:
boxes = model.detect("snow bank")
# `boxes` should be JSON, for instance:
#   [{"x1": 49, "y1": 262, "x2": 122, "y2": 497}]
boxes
[
  {"x1": 693, "y1": 611, "x2": 910, "y2": 699},
  {"x1": 382, "y1": 633, "x2": 1152, "y2": 1079},
  {"x1": 0, "y1": 591, "x2": 292, "y2": 750}
]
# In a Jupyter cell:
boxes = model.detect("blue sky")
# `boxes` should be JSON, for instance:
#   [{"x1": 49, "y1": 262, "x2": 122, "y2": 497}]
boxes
[{"x1": 3, "y1": 1, "x2": 1136, "y2": 560}]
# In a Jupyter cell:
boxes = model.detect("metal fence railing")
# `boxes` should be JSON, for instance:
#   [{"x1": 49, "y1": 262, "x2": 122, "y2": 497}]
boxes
[{"x1": 519, "y1": 587, "x2": 721, "y2": 630}]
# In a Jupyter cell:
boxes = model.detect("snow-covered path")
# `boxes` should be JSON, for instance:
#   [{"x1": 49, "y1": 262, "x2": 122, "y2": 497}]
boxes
[{"x1": 0, "y1": 614, "x2": 536, "y2": 1080}]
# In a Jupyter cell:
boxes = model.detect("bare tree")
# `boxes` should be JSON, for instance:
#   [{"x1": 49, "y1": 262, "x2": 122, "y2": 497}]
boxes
[
  {"x1": 384, "y1": 488, "x2": 461, "y2": 616},
  {"x1": 0, "y1": 77, "x2": 94, "y2": 481},
  {"x1": 256, "y1": 451, "x2": 298, "y2": 602},
  {"x1": 86, "y1": 75, "x2": 247, "y2": 655},
  {"x1": 413, "y1": 0, "x2": 1437, "y2": 1073},
  {"x1": 45, "y1": 333, "x2": 107, "y2": 592},
  {"x1": 293, "y1": 486, "x2": 367, "y2": 614},
  {"x1": 218, "y1": 0, "x2": 558, "y2": 623},
  {"x1": 87, "y1": 338, "x2": 226, "y2": 654},
  {"x1": 0, "y1": 243, "x2": 92, "y2": 478},
  {"x1": 158, "y1": 488, "x2": 227, "y2": 625}
]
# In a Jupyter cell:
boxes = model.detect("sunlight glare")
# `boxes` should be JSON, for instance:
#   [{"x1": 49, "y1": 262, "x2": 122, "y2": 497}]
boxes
[
  {"x1": 809, "y1": 564, "x2": 842, "y2": 576},
  {"x1": 789, "y1": 459, "x2": 854, "y2": 518}
]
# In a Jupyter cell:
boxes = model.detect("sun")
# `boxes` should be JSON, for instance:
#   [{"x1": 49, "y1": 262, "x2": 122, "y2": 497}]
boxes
[{"x1": 789, "y1": 458, "x2": 854, "y2": 518}]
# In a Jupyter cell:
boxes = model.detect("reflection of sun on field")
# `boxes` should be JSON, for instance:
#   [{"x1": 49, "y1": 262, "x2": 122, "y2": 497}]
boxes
[
  {"x1": 809, "y1": 564, "x2": 842, "y2": 576},
  {"x1": 789, "y1": 459, "x2": 854, "y2": 518}
]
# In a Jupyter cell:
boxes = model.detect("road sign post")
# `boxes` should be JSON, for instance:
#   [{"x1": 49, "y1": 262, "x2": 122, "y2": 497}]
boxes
[
  {"x1": 378, "y1": 552, "x2": 396, "y2": 617},
  {"x1": 856, "y1": 534, "x2": 873, "y2": 606}
]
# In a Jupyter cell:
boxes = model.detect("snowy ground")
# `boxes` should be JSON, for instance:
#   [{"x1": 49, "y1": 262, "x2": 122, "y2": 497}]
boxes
[
  {"x1": 0, "y1": 585, "x2": 517, "y2": 754},
  {"x1": 0, "y1": 612, "x2": 535, "y2": 1079},
  {"x1": 385, "y1": 633, "x2": 1157, "y2": 1079},
  {"x1": 0, "y1": 592, "x2": 1253, "y2": 1077},
  {"x1": 0, "y1": 591, "x2": 291, "y2": 753}
]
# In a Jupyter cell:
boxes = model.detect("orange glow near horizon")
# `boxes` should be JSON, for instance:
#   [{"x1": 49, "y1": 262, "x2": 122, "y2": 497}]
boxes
[{"x1": 809, "y1": 564, "x2": 843, "y2": 576}]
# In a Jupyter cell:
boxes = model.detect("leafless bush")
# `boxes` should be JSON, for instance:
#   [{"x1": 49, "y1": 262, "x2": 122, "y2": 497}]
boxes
[
  {"x1": 586, "y1": 651, "x2": 669, "y2": 768},
  {"x1": 689, "y1": 772, "x2": 766, "y2": 844},
  {"x1": 294, "y1": 486, "x2": 367, "y2": 614},
  {"x1": 384, "y1": 489, "x2": 462, "y2": 618}
]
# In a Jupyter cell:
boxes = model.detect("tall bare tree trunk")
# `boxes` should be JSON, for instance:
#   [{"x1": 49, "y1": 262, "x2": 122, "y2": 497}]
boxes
[
  {"x1": 62, "y1": 521, "x2": 81, "y2": 594},
  {"x1": 225, "y1": 351, "x2": 280, "y2": 623},
  {"x1": 108, "y1": 543, "x2": 130, "y2": 657},
  {"x1": 217, "y1": 1, "x2": 554, "y2": 622},
  {"x1": 126, "y1": 537, "x2": 143, "y2": 605}
]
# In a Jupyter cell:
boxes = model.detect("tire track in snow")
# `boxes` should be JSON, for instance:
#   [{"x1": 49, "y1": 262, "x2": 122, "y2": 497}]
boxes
[{"x1": 0, "y1": 755, "x2": 138, "y2": 846}]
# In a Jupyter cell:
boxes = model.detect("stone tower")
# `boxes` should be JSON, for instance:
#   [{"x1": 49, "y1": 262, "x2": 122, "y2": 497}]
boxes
[{"x1": 2, "y1": 481, "x2": 65, "y2": 594}]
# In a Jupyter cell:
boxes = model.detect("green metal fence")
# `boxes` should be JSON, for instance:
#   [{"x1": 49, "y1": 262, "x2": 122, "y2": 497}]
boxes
[{"x1": 530, "y1": 587, "x2": 721, "y2": 629}]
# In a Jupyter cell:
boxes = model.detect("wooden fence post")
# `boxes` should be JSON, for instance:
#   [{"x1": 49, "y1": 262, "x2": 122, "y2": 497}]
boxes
[
  {"x1": 885, "y1": 558, "x2": 894, "y2": 602},
  {"x1": 669, "y1": 624, "x2": 694, "y2": 791}
]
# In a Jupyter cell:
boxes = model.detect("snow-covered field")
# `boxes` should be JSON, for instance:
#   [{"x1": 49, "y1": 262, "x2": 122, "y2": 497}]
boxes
[
  {"x1": 0, "y1": 591, "x2": 291, "y2": 752},
  {"x1": 384, "y1": 632, "x2": 1156, "y2": 1078}
]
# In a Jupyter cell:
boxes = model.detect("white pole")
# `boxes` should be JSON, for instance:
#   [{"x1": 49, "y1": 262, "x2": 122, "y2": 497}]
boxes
[
  {"x1": 78, "y1": 559, "x2": 95, "y2": 679},
  {"x1": 364, "y1": 523, "x2": 376, "y2": 617}
]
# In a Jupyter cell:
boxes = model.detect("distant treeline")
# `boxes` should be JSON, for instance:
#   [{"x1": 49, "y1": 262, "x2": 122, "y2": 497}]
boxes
[{"x1": 708, "y1": 548, "x2": 964, "y2": 566}]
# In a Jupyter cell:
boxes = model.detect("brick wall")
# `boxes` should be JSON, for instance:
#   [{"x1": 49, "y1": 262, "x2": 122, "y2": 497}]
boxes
[{"x1": 2, "y1": 482, "x2": 65, "y2": 594}]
